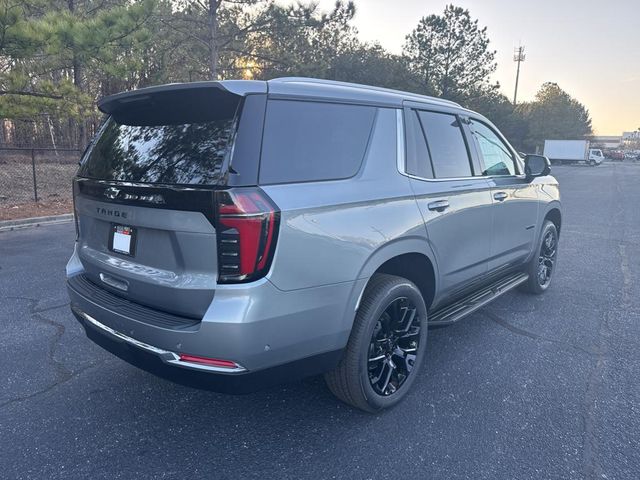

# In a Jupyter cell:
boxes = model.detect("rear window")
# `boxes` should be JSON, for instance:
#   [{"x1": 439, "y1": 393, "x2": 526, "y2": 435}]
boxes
[
  {"x1": 259, "y1": 100, "x2": 376, "y2": 184},
  {"x1": 79, "y1": 106, "x2": 237, "y2": 185}
]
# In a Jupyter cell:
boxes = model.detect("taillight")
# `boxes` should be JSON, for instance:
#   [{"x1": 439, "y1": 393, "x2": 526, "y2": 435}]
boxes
[{"x1": 215, "y1": 187, "x2": 279, "y2": 283}]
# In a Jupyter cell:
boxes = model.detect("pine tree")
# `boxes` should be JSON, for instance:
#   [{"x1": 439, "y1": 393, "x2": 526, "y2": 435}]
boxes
[
  {"x1": 522, "y1": 82, "x2": 593, "y2": 151},
  {"x1": 403, "y1": 4, "x2": 498, "y2": 102}
]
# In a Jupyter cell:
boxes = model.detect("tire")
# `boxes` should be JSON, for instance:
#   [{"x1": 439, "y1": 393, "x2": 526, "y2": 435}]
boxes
[
  {"x1": 324, "y1": 274, "x2": 428, "y2": 413},
  {"x1": 520, "y1": 220, "x2": 558, "y2": 294}
]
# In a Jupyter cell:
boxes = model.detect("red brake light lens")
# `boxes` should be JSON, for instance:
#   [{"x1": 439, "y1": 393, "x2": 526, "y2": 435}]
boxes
[
  {"x1": 215, "y1": 188, "x2": 279, "y2": 283},
  {"x1": 178, "y1": 354, "x2": 239, "y2": 369}
]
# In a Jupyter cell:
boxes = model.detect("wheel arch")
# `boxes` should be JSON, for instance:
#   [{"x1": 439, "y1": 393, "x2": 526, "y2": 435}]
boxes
[
  {"x1": 544, "y1": 207, "x2": 562, "y2": 237},
  {"x1": 353, "y1": 238, "x2": 439, "y2": 312},
  {"x1": 524, "y1": 202, "x2": 562, "y2": 265}
]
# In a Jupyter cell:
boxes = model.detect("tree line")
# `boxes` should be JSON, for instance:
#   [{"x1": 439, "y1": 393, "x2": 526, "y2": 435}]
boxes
[{"x1": 0, "y1": 1, "x2": 592, "y2": 152}]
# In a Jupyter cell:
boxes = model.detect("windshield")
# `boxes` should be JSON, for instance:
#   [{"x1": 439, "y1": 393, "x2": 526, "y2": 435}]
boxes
[{"x1": 78, "y1": 116, "x2": 236, "y2": 185}]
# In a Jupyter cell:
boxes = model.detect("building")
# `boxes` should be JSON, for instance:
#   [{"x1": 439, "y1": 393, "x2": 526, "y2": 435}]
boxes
[
  {"x1": 588, "y1": 135, "x2": 622, "y2": 149},
  {"x1": 622, "y1": 131, "x2": 640, "y2": 145}
]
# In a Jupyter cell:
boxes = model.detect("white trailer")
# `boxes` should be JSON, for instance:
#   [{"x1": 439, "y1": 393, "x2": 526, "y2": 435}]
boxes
[{"x1": 543, "y1": 140, "x2": 604, "y2": 166}]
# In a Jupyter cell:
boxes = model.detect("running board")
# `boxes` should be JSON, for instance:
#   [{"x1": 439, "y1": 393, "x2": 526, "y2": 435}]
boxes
[{"x1": 428, "y1": 272, "x2": 528, "y2": 327}]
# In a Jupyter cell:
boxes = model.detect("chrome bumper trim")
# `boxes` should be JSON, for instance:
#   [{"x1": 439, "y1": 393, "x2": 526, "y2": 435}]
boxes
[{"x1": 73, "y1": 307, "x2": 247, "y2": 374}]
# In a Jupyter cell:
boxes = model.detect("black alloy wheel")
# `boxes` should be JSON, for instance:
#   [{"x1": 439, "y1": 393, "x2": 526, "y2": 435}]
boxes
[
  {"x1": 367, "y1": 297, "x2": 421, "y2": 396},
  {"x1": 324, "y1": 274, "x2": 428, "y2": 412},
  {"x1": 520, "y1": 220, "x2": 559, "y2": 294},
  {"x1": 537, "y1": 228, "x2": 557, "y2": 288}
]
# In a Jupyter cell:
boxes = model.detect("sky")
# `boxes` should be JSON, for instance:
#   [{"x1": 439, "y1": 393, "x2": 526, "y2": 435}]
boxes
[{"x1": 309, "y1": 0, "x2": 640, "y2": 135}]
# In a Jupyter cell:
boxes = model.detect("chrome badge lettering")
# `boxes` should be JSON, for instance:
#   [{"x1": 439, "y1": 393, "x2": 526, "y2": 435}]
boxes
[{"x1": 96, "y1": 207, "x2": 128, "y2": 219}]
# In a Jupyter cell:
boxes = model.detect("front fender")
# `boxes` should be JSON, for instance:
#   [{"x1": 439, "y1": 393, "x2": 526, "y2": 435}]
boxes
[{"x1": 525, "y1": 199, "x2": 562, "y2": 264}]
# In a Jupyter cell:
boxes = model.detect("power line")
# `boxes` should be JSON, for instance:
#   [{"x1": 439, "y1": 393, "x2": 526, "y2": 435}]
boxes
[{"x1": 513, "y1": 45, "x2": 526, "y2": 105}]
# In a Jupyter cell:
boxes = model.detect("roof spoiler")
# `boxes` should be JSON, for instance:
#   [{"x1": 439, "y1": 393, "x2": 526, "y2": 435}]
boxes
[{"x1": 98, "y1": 81, "x2": 267, "y2": 125}]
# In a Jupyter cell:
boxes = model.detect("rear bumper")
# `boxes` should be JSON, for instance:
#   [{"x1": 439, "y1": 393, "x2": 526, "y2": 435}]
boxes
[
  {"x1": 72, "y1": 306, "x2": 342, "y2": 393},
  {"x1": 66, "y1": 254, "x2": 365, "y2": 390},
  {"x1": 72, "y1": 307, "x2": 246, "y2": 373}
]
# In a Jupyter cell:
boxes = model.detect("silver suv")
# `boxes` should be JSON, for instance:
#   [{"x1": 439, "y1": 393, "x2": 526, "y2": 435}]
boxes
[{"x1": 67, "y1": 78, "x2": 561, "y2": 412}]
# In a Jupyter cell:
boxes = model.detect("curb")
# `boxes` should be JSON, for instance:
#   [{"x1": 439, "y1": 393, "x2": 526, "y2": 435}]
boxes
[{"x1": 0, "y1": 214, "x2": 74, "y2": 232}]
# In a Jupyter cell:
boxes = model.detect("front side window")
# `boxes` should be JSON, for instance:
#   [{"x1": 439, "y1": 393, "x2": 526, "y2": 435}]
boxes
[
  {"x1": 417, "y1": 111, "x2": 473, "y2": 178},
  {"x1": 259, "y1": 100, "x2": 376, "y2": 184},
  {"x1": 470, "y1": 120, "x2": 517, "y2": 176}
]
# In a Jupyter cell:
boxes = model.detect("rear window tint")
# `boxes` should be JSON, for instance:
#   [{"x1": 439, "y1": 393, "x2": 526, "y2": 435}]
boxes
[
  {"x1": 418, "y1": 111, "x2": 472, "y2": 178},
  {"x1": 259, "y1": 100, "x2": 376, "y2": 184},
  {"x1": 78, "y1": 115, "x2": 236, "y2": 185},
  {"x1": 405, "y1": 110, "x2": 434, "y2": 179}
]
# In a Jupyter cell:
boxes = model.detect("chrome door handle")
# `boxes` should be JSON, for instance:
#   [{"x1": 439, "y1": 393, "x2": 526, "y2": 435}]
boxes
[
  {"x1": 427, "y1": 200, "x2": 450, "y2": 212},
  {"x1": 493, "y1": 191, "x2": 508, "y2": 201}
]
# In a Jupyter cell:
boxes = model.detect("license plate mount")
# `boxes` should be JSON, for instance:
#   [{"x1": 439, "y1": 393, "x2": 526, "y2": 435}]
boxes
[{"x1": 109, "y1": 224, "x2": 136, "y2": 256}]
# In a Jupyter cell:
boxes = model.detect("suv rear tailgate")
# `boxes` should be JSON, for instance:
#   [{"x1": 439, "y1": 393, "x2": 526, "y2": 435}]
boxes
[
  {"x1": 74, "y1": 181, "x2": 218, "y2": 318},
  {"x1": 72, "y1": 83, "x2": 251, "y2": 319}
]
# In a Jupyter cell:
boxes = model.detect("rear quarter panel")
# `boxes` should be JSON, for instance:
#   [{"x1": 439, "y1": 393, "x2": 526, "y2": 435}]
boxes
[{"x1": 262, "y1": 107, "x2": 429, "y2": 292}]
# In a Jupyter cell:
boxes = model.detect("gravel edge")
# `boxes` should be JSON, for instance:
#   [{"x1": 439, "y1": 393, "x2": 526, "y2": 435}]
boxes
[{"x1": 0, "y1": 214, "x2": 74, "y2": 232}]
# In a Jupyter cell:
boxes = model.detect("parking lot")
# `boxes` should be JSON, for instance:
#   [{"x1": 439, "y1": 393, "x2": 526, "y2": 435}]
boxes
[{"x1": 1, "y1": 163, "x2": 639, "y2": 479}]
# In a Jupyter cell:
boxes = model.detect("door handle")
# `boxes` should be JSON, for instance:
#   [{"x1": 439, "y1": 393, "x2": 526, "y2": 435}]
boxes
[
  {"x1": 493, "y1": 191, "x2": 508, "y2": 202},
  {"x1": 427, "y1": 199, "x2": 450, "y2": 212}
]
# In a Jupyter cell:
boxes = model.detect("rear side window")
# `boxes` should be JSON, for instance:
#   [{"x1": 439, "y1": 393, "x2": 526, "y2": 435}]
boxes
[
  {"x1": 418, "y1": 111, "x2": 472, "y2": 178},
  {"x1": 405, "y1": 110, "x2": 434, "y2": 179},
  {"x1": 259, "y1": 100, "x2": 376, "y2": 184}
]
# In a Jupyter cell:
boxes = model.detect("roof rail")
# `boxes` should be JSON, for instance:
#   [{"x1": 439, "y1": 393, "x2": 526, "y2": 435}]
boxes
[{"x1": 270, "y1": 77, "x2": 461, "y2": 107}]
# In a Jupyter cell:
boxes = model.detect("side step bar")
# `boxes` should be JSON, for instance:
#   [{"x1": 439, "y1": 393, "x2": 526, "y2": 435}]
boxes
[{"x1": 428, "y1": 272, "x2": 528, "y2": 327}]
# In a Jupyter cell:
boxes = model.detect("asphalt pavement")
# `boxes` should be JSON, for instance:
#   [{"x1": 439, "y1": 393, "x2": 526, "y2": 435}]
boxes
[{"x1": 1, "y1": 163, "x2": 639, "y2": 479}]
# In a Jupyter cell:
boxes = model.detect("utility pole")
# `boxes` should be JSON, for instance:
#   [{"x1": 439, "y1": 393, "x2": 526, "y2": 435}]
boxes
[{"x1": 513, "y1": 45, "x2": 526, "y2": 104}]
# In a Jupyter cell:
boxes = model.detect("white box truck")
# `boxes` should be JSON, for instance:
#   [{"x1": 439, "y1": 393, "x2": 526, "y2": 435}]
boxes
[{"x1": 543, "y1": 140, "x2": 604, "y2": 166}]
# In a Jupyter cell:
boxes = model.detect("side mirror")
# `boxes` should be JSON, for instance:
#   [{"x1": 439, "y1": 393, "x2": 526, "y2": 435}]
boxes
[{"x1": 524, "y1": 154, "x2": 551, "y2": 179}]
